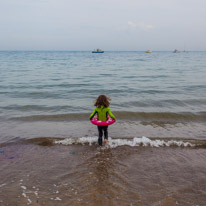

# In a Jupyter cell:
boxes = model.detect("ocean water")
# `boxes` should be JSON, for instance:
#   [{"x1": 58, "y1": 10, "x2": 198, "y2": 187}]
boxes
[
  {"x1": 0, "y1": 51, "x2": 206, "y2": 141},
  {"x1": 0, "y1": 51, "x2": 206, "y2": 205},
  {"x1": 0, "y1": 51, "x2": 206, "y2": 116}
]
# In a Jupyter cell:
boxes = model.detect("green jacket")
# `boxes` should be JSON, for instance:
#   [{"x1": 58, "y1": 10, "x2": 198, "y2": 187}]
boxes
[{"x1": 89, "y1": 106, "x2": 116, "y2": 121}]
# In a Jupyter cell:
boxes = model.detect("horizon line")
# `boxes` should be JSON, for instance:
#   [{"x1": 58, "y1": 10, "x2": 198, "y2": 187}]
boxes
[{"x1": 0, "y1": 50, "x2": 206, "y2": 52}]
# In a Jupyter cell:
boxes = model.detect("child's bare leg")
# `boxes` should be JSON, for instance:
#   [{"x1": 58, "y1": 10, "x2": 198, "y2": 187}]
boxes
[{"x1": 103, "y1": 126, "x2": 108, "y2": 143}]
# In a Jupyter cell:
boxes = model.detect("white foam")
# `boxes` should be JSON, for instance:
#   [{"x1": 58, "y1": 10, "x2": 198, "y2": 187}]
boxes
[
  {"x1": 108, "y1": 136, "x2": 195, "y2": 148},
  {"x1": 55, "y1": 136, "x2": 97, "y2": 146},
  {"x1": 55, "y1": 136, "x2": 195, "y2": 148}
]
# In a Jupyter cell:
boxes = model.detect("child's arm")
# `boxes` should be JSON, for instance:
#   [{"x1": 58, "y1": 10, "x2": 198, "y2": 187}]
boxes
[
  {"x1": 89, "y1": 108, "x2": 97, "y2": 120},
  {"x1": 108, "y1": 108, "x2": 116, "y2": 119}
]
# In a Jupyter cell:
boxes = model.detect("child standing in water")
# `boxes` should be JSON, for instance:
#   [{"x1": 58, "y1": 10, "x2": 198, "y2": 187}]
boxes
[{"x1": 89, "y1": 95, "x2": 116, "y2": 146}]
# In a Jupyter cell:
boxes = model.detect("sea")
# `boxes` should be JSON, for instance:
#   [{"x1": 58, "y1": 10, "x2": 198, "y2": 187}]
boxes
[{"x1": 0, "y1": 51, "x2": 206, "y2": 206}]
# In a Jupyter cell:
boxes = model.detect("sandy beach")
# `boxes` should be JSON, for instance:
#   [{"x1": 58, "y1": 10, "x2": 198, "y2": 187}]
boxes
[{"x1": 0, "y1": 138, "x2": 206, "y2": 206}]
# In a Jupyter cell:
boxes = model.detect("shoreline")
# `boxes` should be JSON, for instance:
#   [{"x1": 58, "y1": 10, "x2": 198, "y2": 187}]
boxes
[{"x1": 0, "y1": 117, "x2": 206, "y2": 144}]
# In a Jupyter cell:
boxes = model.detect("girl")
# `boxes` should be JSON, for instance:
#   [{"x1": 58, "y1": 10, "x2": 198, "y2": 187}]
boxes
[{"x1": 89, "y1": 95, "x2": 116, "y2": 146}]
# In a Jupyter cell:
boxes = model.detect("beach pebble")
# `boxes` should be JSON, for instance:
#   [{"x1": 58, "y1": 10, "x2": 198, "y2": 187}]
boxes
[
  {"x1": 54, "y1": 197, "x2": 61, "y2": 201},
  {"x1": 21, "y1": 186, "x2": 27, "y2": 190},
  {"x1": 0, "y1": 183, "x2": 6, "y2": 188}
]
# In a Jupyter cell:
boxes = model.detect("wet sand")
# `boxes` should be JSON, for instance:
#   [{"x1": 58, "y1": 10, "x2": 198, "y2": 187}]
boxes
[{"x1": 0, "y1": 139, "x2": 206, "y2": 206}]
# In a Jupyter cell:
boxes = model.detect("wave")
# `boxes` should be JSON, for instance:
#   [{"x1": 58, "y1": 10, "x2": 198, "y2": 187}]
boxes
[
  {"x1": 21, "y1": 136, "x2": 206, "y2": 148},
  {"x1": 1, "y1": 105, "x2": 74, "y2": 112},
  {"x1": 13, "y1": 111, "x2": 206, "y2": 122},
  {"x1": 54, "y1": 136, "x2": 205, "y2": 148}
]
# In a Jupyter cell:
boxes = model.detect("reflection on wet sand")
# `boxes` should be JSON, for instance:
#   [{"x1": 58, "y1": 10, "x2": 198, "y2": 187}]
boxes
[{"x1": 0, "y1": 142, "x2": 206, "y2": 205}]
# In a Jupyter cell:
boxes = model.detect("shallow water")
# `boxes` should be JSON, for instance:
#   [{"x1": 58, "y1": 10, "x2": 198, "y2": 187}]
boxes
[{"x1": 0, "y1": 140, "x2": 206, "y2": 206}]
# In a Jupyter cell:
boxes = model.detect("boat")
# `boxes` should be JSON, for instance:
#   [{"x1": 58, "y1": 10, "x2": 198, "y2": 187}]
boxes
[
  {"x1": 173, "y1": 49, "x2": 180, "y2": 53},
  {"x1": 183, "y1": 44, "x2": 186, "y2": 53},
  {"x1": 145, "y1": 50, "x2": 152, "y2": 53},
  {"x1": 92, "y1": 48, "x2": 104, "y2": 53}
]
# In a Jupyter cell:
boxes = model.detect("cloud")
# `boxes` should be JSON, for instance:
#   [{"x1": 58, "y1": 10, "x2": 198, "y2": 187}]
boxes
[
  {"x1": 138, "y1": 23, "x2": 155, "y2": 30},
  {"x1": 128, "y1": 21, "x2": 155, "y2": 30},
  {"x1": 128, "y1": 21, "x2": 137, "y2": 28}
]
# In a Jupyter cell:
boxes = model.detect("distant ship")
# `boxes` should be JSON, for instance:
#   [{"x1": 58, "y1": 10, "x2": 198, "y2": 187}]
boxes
[
  {"x1": 145, "y1": 50, "x2": 152, "y2": 53},
  {"x1": 173, "y1": 49, "x2": 180, "y2": 53},
  {"x1": 92, "y1": 48, "x2": 104, "y2": 53}
]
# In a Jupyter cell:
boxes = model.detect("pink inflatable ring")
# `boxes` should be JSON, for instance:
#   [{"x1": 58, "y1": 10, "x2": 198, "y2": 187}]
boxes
[{"x1": 90, "y1": 116, "x2": 116, "y2": 126}]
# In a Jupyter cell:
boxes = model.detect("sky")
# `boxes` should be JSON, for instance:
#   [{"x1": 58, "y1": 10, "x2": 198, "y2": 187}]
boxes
[{"x1": 0, "y1": 0, "x2": 206, "y2": 51}]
